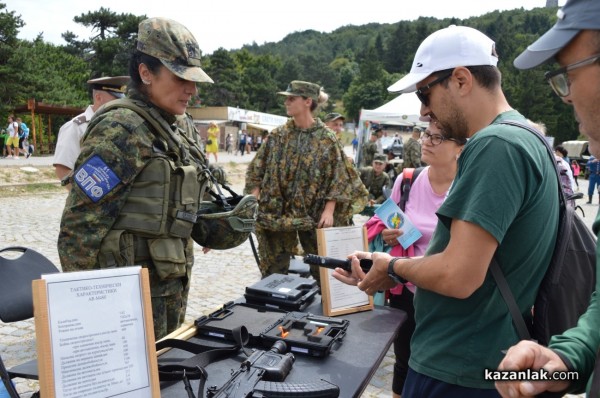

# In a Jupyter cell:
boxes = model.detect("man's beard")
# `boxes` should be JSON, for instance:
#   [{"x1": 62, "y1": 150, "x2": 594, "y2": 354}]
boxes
[{"x1": 430, "y1": 104, "x2": 470, "y2": 142}]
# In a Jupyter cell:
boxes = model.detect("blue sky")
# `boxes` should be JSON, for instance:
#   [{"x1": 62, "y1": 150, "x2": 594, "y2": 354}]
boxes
[{"x1": 8, "y1": 0, "x2": 557, "y2": 54}]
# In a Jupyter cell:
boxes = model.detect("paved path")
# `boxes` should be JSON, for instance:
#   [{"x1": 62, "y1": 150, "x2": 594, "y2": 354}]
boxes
[{"x1": 0, "y1": 149, "x2": 592, "y2": 397}]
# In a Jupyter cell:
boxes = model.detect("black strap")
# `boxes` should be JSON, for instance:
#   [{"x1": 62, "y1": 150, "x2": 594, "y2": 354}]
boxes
[
  {"x1": 489, "y1": 120, "x2": 564, "y2": 341},
  {"x1": 156, "y1": 325, "x2": 250, "y2": 398},
  {"x1": 398, "y1": 166, "x2": 425, "y2": 211},
  {"x1": 489, "y1": 258, "x2": 531, "y2": 340}
]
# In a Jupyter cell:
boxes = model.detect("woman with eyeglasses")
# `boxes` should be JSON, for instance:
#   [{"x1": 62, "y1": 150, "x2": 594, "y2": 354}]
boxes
[
  {"x1": 364, "y1": 120, "x2": 465, "y2": 398},
  {"x1": 245, "y1": 80, "x2": 362, "y2": 285}
]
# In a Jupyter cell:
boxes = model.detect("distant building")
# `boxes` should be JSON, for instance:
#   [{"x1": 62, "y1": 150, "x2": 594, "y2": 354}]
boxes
[{"x1": 546, "y1": 0, "x2": 558, "y2": 7}]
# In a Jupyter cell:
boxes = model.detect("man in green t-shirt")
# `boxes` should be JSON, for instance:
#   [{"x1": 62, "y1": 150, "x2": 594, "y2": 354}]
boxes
[
  {"x1": 497, "y1": 1, "x2": 600, "y2": 397},
  {"x1": 333, "y1": 26, "x2": 559, "y2": 397}
]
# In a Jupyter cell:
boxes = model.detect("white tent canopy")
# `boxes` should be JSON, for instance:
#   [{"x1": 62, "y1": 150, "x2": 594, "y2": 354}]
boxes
[
  {"x1": 355, "y1": 94, "x2": 424, "y2": 164},
  {"x1": 359, "y1": 94, "x2": 423, "y2": 127}
]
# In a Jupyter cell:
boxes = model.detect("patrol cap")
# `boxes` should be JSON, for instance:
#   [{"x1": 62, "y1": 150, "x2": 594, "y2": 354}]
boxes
[
  {"x1": 87, "y1": 76, "x2": 130, "y2": 98},
  {"x1": 514, "y1": 0, "x2": 600, "y2": 69},
  {"x1": 373, "y1": 154, "x2": 387, "y2": 163},
  {"x1": 277, "y1": 80, "x2": 320, "y2": 101},
  {"x1": 372, "y1": 126, "x2": 383, "y2": 136},
  {"x1": 323, "y1": 112, "x2": 345, "y2": 122},
  {"x1": 137, "y1": 17, "x2": 213, "y2": 83}
]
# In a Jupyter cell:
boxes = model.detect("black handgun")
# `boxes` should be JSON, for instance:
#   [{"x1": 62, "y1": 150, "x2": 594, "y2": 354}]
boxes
[
  {"x1": 206, "y1": 340, "x2": 339, "y2": 398},
  {"x1": 303, "y1": 254, "x2": 373, "y2": 273}
]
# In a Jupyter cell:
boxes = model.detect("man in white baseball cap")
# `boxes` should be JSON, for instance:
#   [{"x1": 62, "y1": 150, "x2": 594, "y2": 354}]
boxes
[
  {"x1": 497, "y1": 1, "x2": 600, "y2": 397},
  {"x1": 333, "y1": 25, "x2": 560, "y2": 397}
]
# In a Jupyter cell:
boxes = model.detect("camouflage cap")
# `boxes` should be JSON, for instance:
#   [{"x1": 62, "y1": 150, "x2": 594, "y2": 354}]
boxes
[
  {"x1": 137, "y1": 17, "x2": 213, "y2": 83},
  {"x1": 373, "y1": 154, "x2": 387, "y2": 163},
  {"x1": 277, "y1": 80, "x2": 320, "y2": 101},
  {"x1": 323, "y1": 112, "x2": 345, "y2": 123},
  {"x1": 87, "y1": 76, "x2": 130, "y2": 98}
]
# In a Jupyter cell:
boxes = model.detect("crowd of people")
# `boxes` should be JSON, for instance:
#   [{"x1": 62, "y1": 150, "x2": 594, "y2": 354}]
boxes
[{"x1": 9, "y1": 0, "x2": 600, "y2": 396}]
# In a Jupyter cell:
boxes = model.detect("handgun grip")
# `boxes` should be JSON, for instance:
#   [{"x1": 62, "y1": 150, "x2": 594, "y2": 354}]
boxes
[{"x1": 253, "y1": 379, "x2": 340, "y2": 397}]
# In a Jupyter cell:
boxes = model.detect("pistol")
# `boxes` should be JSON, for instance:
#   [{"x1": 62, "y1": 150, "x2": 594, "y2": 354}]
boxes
[{"x1": 303, "y1": 254, "x2": 373, "y2": 273}]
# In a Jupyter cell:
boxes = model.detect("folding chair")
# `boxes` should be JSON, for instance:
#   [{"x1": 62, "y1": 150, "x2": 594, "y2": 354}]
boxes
[{"x1": 0, "y1": 247, "x2": 60, "y2": 397}]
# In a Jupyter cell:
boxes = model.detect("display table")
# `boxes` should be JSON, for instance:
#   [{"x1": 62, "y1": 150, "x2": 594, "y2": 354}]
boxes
[{"x1": 159, "y1": 299, "x2": 406, "y2": 398}]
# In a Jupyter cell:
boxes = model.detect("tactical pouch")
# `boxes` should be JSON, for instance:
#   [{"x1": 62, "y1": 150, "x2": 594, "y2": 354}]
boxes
[
  {"x1": 169, "y1": 165, "x2": 200, "y2": 238},
  {"x1": 98, "y1": 230, "x2": 135, "y2": 268},
  {"x1": 148, "y1": 238, "x2": 186, "y2": 280},
  {"x1": 112, "y1": 158, "x2": 170, "y2": 236}
]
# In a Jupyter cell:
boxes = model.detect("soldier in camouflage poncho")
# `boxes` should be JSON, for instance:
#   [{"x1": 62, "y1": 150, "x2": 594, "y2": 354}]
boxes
[
  {"x1": 58, "y1": 17, "x2": 214, "y2": 340},
  {"x1": 245, "y1": 81, "x2": 358, "y2": 284}
]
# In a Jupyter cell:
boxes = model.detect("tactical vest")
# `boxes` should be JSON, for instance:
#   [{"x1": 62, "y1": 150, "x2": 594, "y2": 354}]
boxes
[{"x1": 89, "y1": 99, "x2": 211, "y2": 281}]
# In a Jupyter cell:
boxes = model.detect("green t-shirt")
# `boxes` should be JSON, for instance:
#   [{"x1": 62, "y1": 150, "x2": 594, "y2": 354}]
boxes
[{"x1": 410, "y1": 111, "x2": 559, "y2": 389}]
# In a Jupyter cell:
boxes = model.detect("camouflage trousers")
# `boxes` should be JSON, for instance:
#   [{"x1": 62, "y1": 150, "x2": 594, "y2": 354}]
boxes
[
  {"x1": 151, "y1": 275, "x2": 190, "y2": 340},
  {"x1": 255, "y1": 226, "x2": 321, "y2": 286}
]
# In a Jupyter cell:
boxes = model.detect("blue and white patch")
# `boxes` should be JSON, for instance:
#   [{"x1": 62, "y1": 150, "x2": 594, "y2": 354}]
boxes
[{"x1": 74, "y1": 155, "x2": 121, "y2": 202}]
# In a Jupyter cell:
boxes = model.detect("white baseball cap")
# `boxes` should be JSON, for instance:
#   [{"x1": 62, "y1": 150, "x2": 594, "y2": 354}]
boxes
[{"x1": 388, "y1": 25, "x2": 499, "y2": 93}]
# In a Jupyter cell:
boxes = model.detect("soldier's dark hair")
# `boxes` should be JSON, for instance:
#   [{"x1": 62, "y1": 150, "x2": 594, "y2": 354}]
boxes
[{"x1": 129, "y1": 48, "x2": 163, "y2": 90}]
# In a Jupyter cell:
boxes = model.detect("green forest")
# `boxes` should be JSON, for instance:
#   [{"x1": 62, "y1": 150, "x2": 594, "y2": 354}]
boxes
[{"x1": 0, "y1": 3, "x2": 582, "y2": 143}]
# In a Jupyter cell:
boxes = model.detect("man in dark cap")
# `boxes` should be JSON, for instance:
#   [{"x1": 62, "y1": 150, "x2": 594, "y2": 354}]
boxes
[
  {"x1": 53, "y1": 76, "x2": 129, "y2": 186},
  {"x1": 497, "y1": 0, "x2": 600, "y2": 397}
]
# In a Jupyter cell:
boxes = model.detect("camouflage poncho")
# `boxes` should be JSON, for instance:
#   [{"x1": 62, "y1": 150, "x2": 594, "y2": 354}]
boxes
[{"x1": 245, "y1": 118, "x2": 357, "y2": 231}]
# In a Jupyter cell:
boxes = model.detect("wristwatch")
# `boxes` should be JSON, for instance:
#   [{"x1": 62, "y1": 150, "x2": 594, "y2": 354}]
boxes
[{"x1": 388, "y1": 257, "x2": 408, "y2": 284}]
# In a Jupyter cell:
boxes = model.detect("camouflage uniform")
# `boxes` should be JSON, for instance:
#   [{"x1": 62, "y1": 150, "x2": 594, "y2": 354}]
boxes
[
  {"x1": 58, "y1": 17, "x2": 213, "y2": 340},
  {"x1": 245, "y1": 117, "x2": 357, "y2": 281},
  {"x1": 359, "y1": 167, "x2": 391, "y2": 204},
  {"x1": 362, "y1": 141, "x2": 378, "y2": 167},
  {"x1": 403, "y1": 137, "x2": 423, "y2": 168}
]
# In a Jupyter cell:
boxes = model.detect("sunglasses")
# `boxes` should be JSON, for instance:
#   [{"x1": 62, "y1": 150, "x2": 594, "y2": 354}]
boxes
[
  {"x1": 415, "y1": 70, "x2": 454, "y2": 106},
  {"x1": 545, "y1": 54, "x2": 600, "y2": 97}
]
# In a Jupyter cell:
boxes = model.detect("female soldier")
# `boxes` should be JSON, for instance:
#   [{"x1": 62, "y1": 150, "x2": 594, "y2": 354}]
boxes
[
  {"x1": 58, "y1": 17, "x2": 213, "y2": 339},
  {"x1": 245, "y1": 81, "x2": 359, "y2": 284}
]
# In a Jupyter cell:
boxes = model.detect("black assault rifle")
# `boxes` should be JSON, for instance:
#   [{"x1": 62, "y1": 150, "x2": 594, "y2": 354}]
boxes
[
  {"x1": 206, "y1": 340, "x2": 339, "y2": 398},
  {"x1": 303, "y1": 254, "x2": 373, "y2": 273}
]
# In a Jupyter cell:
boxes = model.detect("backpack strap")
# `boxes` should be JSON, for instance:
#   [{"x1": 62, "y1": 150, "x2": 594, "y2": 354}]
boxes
[
  {"x1": 489, "y1": 120, "x2": 564, "y2": 342},
  {"x1": 398, "y1": 166, "x2": 425, "y2": 211}
]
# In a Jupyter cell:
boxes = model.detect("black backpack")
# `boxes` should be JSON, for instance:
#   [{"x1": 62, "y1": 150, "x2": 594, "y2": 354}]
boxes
[{"x1": 491, "y1": 121, "x2": 597, "y2": 346}]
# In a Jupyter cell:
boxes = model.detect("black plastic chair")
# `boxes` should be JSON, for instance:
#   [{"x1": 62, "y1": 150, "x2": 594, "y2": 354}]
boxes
[{"x1": 0, "y1": 247, "x2": 59, "y2": 397}]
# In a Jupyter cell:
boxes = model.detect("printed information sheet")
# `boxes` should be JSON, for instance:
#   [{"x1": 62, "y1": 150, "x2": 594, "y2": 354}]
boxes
[{"x1": 42, "y1": 267, "x2": 151, "y2": 398}]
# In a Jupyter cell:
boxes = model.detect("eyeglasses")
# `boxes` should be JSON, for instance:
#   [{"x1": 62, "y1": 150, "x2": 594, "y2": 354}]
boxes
[
  {"x1": 420, "y1": 131, "x2": 460, "y2": 146},
  {"x1": 415, "y1": 70, "x2": 454, "y2": 106},
  {"x1": 545, "y1": 54, "x2": 600, "y2": 97}
]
